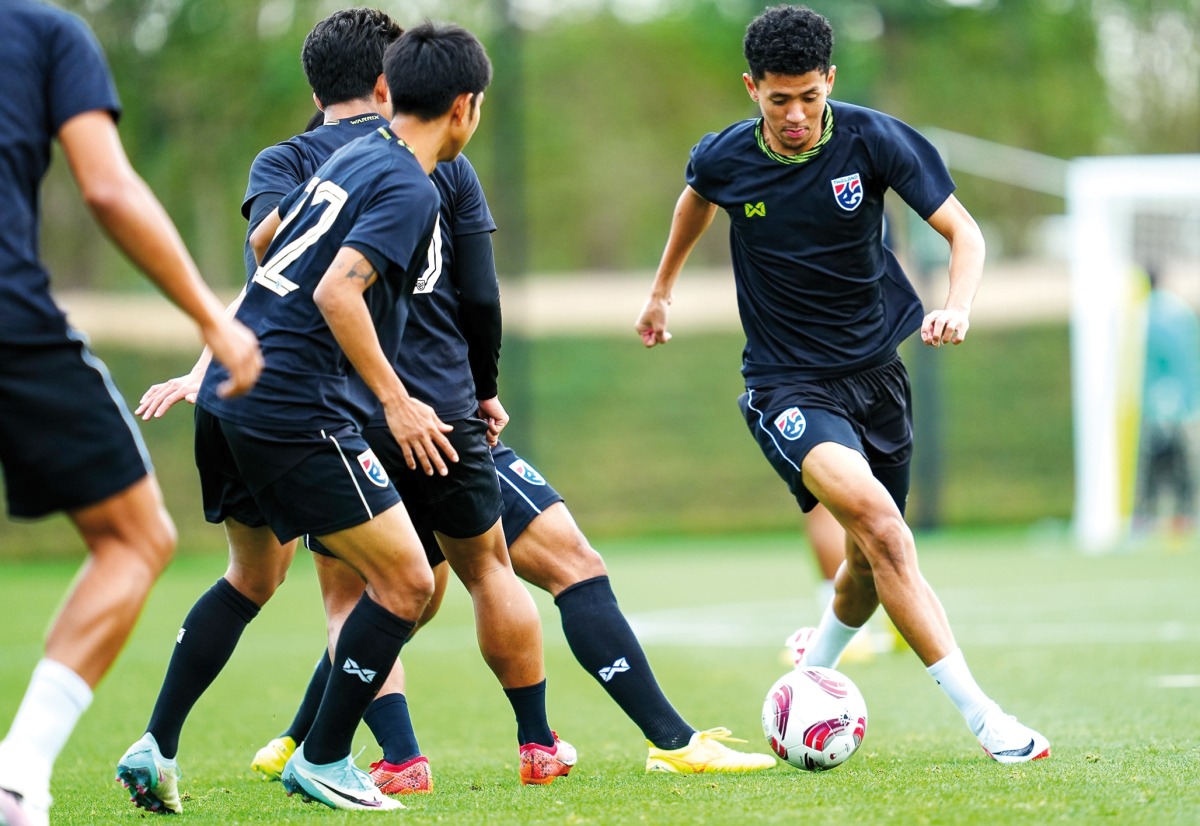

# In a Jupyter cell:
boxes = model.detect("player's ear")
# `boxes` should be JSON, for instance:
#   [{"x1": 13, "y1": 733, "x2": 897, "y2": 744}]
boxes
[
  {"x1": 826, "y1": 65, "x2": 837, "y2": 94},
  {"x1": 373, "y1": 73, "x2": 389, "y2": 106},
  {"x1": 450, "y1": 91, "x2": 475, "y2": 125},
  {"x1": 312, "y1": 91, "x2": 324, "y2": 112},
  {"x1": 742, "y1": 72, "x2": 758, "y2": 101}
]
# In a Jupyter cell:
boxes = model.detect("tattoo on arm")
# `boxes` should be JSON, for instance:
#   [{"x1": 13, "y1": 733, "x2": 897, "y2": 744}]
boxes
[{"x1": 339, "y1": 256, "x2": 378, "y2": 288}]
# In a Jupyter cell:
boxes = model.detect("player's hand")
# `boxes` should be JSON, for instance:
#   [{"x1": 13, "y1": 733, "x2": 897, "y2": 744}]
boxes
[
  {"x1": 477, "y1": 396, "x2": 509, "y2": 447},
  {"x1": 921, "y1": 308, "x2": 970, "y2": 348},
  {"x1": 137, "y1": 372, "x2": 203, "y2": 420},
  {"x1": 201, "y1": 318, "x2": 263, "y2": 398},
  {"x1": 384, "y1": 397, "x2": 458, "y2": 476},
  {"x1": 636, "y1": 295, "x2": 673, "y2": 347}
]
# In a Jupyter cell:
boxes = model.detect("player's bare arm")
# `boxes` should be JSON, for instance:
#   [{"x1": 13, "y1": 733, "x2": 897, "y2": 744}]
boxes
[
  {"x1": 59, "y1": 110, "x2": 262, "y2": 396},
  {"x1": 137, "y1": 286, "x2": 251, "y2": 419},
  {"x1": 920, "y1": 194, "x2": 985, "y2": 348},
  {"x1": 637, "y1": 186, "x2": 718, "y2": 347},
  {"x1": 249, "y1": 208, "x2": 283, "y2": 264},
  {"x1": 314, "y1": 246, "x2": 457, "y2": 476}
]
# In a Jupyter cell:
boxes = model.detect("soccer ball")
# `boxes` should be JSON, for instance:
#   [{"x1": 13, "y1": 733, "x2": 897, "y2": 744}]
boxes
[{"x1": 762, "y1": 666, "x2": 868, "y2": 771}]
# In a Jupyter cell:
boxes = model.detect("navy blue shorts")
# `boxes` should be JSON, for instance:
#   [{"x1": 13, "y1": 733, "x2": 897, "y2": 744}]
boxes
[
  {"x1": 739, "y1": 356, "x2": 913, "y2": 514},
  {"x1": 0, "y1": 333, "x2": 151, "y2": 518},
  {"x1": 195, "y1": 406, "x2": 401, "y2": 543},
  {"x1": 308, "y1": 417, "x2": 503, "y2": 565},
  {"x1": 493, "y1": 443, "x2": 564, "y2": 546}
]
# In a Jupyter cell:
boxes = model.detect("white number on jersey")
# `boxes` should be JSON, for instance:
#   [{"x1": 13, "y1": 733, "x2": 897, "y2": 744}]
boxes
[
  {"x1": 252, "y1": 177, "x2": 349, "y2": 297},
  {"x1": 412, "y1": 214, "x2": 444, "y2": 295}
]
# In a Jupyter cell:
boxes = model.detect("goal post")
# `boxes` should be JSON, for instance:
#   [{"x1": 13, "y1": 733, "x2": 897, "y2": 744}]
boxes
[{"x1": 1068, "y1": 155, "x2": 1200, "y2": 551}]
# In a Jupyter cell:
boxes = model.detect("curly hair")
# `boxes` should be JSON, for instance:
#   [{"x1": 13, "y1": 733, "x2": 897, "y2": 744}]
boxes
[
  {"x1": 743, "y1": 5, "x2": 834, "y2": 81},
  {"x1": 302, "y1": 8, "x2": 403, "y2": 106}
]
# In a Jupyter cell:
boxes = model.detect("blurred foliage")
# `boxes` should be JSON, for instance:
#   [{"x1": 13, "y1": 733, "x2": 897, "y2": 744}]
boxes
[
  {"x1": 39, "y1": 0, "x2": 1199, "y2": 289},
  {"x1": 0, "y1": 324, "x2": 1073, "y2": 556}
]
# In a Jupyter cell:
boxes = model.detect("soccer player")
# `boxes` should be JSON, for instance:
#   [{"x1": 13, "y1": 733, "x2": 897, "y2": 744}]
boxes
[
  {"x1": 140, "y1": 11, "x2": 773, "y2": 788},
  {"x1": 129, "y1": 8, "x2": 573, "y2": 798},
  {"x1": 0, "y1": 3, "x2": 262, "y2": 824},
  {"x1": 115, "y1": 21, "x2": 546, "y2": 814},
  {"x1": 635, "y1": 5, "x2": 1050, "y2": 764}
]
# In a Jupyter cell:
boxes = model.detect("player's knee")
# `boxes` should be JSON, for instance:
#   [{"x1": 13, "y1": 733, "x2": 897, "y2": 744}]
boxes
[
  {"x1": 854, "y1": 513, "x2": 914, "y2": 575},
  {"x1": 513, "y1": 535, "x2": 607, "y2": 595}
]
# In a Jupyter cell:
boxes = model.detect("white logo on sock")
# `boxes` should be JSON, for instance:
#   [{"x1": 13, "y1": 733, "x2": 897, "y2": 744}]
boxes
[
  {"x1": 342, "y1": 657, "x2": 377, "y2": 683},
  {"x1": 176, "y1": 628, "x2": 186, "y2": 644},
  {"x1": 599, "y1": 657, "x2": 630, "y2": 682}
]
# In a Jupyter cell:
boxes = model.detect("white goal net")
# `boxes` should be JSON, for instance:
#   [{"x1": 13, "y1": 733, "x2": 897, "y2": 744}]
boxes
[{"x1": 1069, "y1": 155, "x2": 1200, "y2": 550}]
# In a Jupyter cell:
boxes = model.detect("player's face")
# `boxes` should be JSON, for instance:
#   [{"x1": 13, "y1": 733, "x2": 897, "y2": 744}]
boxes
[{"x1": 743, "y1": 67, "x2": 835, "y2": 156}]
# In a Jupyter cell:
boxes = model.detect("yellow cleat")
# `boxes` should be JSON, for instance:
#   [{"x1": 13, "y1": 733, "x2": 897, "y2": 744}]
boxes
[
  {"x1": 646, "y1": 727, "x2": 777, "y2": 774},
  {"x1": 250, "y1": 736, "x2": 296, "y2": 781}
]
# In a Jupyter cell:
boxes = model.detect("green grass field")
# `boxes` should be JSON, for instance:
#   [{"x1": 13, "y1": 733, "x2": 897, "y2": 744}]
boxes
[{"x1": 2, "y1": 529, "x2": 1197, "y2": 824}]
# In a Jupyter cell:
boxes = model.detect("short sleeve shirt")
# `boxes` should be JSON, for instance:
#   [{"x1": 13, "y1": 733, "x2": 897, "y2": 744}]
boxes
[
  {"x1": 235, "y1": 118, "x2": 495, "y2": 423},
  {"x1": 199, "y1": 128, "x2": 440, "y2": 430},
  {"x1": 686, "y1": 100, "x2": 954, "y2": 387},
  {"x1": 239, "y1": 113, "x2": 387, "y2": 279},
  {"x1": 0, "y1": 1, "x2": 120, "y2": 344}
]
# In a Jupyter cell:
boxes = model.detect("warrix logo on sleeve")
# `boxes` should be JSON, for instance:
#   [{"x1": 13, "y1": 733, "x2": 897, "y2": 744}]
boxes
[
  {"x1": 744, "y1": 201, "x2": 767, "y2": 218},
  {"x1": 509, "y1": 459, "x2": 546, "y2": 486},
  {"x1": 357, "y1": 448, "x2": 390, "y2": 487},
  {"x1": 774, "y1": 407, "x2": 807, "y2": 441}
]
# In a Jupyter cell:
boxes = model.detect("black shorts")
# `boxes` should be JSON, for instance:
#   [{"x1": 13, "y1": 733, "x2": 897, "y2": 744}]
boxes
[
  {"x1": 195, "y1": 407, "x2": 401, "y2": 543},
  {"x1": 308, "y1": 417, "x2": 503, "y2": 566},
  {"x1": 493, "y1": 443, "x2": 564, "y2": 546},
  {"x1": 0, "y1": 333, "x2": 151, "y2": 518},
  {"x1": 739, "y1": 356, "x2": 913, "y2": 514}
]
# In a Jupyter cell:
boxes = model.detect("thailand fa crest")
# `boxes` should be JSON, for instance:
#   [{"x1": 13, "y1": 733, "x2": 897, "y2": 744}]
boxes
[
  {"x1": 357, "y1": 448, "x2": 390, "y2": 487},
  {"x1": 509, "y1": 459, "x2": 547, "y2": 486},
  {"x1": 774, "y1": 407, "x2": 807, "y2": 441},
  {"x1": 831, "y1": 173, "x2": 863, "y2": 211}
]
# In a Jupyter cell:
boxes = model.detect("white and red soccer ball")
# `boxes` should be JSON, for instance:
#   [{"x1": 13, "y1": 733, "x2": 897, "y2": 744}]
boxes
[{"x1": 762, "y1": 666, "x2": 868, "y2": 771}]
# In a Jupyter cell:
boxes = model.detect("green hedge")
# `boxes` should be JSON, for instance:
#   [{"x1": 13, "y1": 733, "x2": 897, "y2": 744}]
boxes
[{"x1": 0, "y1": 324, "x2": 1071, "y2": 557}]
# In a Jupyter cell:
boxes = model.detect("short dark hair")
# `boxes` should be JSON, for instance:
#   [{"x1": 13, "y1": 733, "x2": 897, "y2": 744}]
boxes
[
  {"x1": 743, "y1": 5, "x2": 834, "y2": 82},
  {"x1": 384, "y1": 22, "x2": 493, "y2": 121},
  {"x1": 301, "y1": 8, "x2": 403, "y2": 106}
]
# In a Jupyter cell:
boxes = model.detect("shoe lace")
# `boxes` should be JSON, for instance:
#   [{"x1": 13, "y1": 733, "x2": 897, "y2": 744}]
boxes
[{"x1": 696, "y1": 727, "x2": 747, "y2": 745}]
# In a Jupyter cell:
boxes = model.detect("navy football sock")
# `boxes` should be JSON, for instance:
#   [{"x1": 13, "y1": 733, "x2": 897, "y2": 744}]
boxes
[
  {"x1": 303, "y1": 594, "x2": 414, "y2": 765},
  {"x1": 146, "y1": 577, "x2": 260, "y2": 758},
  {"x1": 363, "y1": 693, "x2": 421, "y2": 764},
  {"x1": 503, "y1": 680, "x2": 554, "y2": 747},
  {"x1": 283, "y1": 653, "x2": 331, "y2": 743},
  {"x1": 555, "y1": 576, "x2": 693, "y2": 750}
]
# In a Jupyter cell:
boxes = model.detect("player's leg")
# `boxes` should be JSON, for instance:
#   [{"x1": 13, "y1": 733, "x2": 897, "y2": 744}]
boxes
[
  {"x1": 495, "y1": 445, "x2": 774, "y2": 773},
  {"x1": 315, "y1": 550, "x2": 444, "y2": 795},
  {"x1": 0, "y1": 477, "x2": 174, "y2": 824},
  {"x1": 116, "y1": 519, "x2": 293, "y2": 814},
  {"x1": 435, "y1": 522, "x2": 574, "y2": 786},
  {"x1": 788, "y1": 503, "x2": 878, "y2": 663},
  {"x1": 0, "y1": 338, "x2": 176, "y2": 823},
  {"x1": 277, "y1": 504, "x2": 428, "y2": 812},
  {"x1": 803, "y1": 443, "x2": 1048, "y2": 762}
]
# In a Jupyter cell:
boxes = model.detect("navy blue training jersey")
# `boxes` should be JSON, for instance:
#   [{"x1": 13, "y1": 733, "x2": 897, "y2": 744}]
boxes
[
  {"x1": 240, "y1": 117, "x2": 496, "y2": 422},
  {"x1": 198, "y1": 127, "x2": 439, "y2": 430},
  {"x1": 240, "y1": 113, "x2": 388, "y2": 278},
  {"x1": 0, "y1": 1, "x2": 120, "y2": 344},
  {"x1": 686, "y1": 100, "x2": 954, "y2": 387},
  {"x1": 371, "y1": 155, "x2": 496, "y2": 424}
]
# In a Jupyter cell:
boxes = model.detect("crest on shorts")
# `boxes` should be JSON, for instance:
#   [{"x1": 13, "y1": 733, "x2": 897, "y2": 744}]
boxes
[
  {"x1": 509, "y1": 459, "x2": 546, "y2": 486},
  {"x1": 831, "y1": 173, "x2": 863, "y2": 211},
  {"x1": 774, "y1": 407, "x2": 807, "y2": 441},
  {"x1": 357, "y1": 448, "x2": 390, "y2": 488}
]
